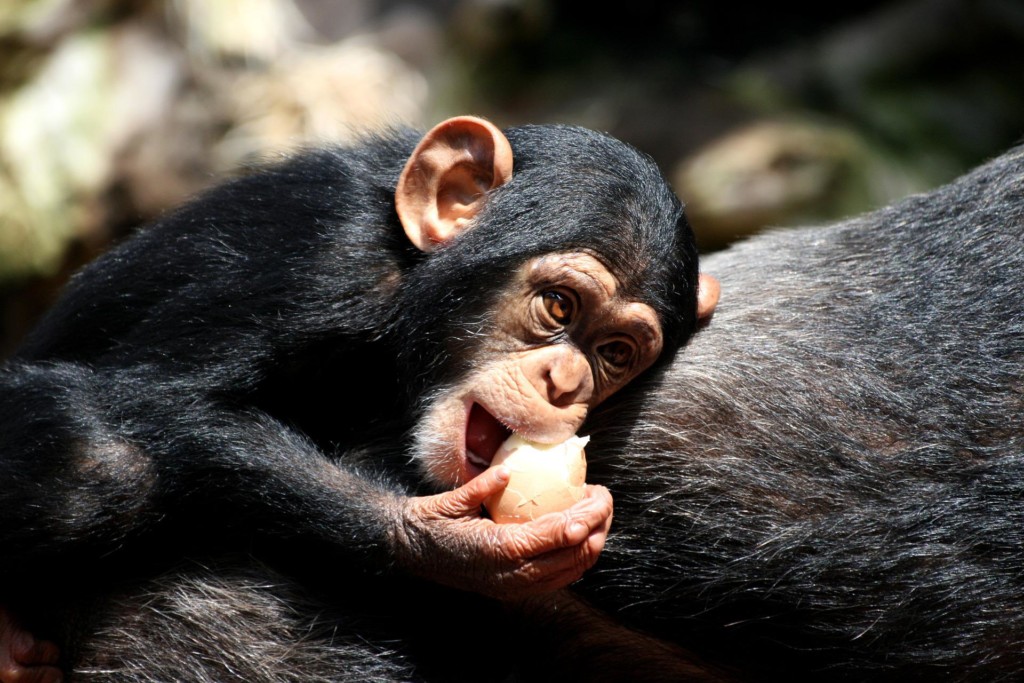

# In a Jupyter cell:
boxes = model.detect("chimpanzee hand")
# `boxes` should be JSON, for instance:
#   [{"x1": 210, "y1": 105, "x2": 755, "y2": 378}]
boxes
[
  {"x1": 392, "y1": 467, "x2": 613, "y2": 599},
  {"x1": 0, "y1": 608, "x2": 61, "y2": 683}
]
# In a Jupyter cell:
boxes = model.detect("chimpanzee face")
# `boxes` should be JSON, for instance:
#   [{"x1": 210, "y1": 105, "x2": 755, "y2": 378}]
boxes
[
  {"x1": 392, "y1": 115, "x2": 710, "y2": 489},
  {"x1": 410, "y1": 251, "x2": 663, "y2": 488}
]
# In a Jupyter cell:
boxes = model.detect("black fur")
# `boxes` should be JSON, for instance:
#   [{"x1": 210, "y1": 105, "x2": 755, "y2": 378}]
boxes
[
  {"x1": 0, "y1": 123, "x2": 698, "y2": 679},
  {"x1": 581, "y1": 144, "x2": 1024, "y2": 680},
  {"x1": 16, "y1": 128, "x2": 1021, "y2": 681},
  {"x1": 59, "y1": 142, "x2": 1023, "y2": 682}
]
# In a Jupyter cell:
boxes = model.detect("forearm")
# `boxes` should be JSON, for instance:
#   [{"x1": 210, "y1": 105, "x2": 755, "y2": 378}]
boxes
[
  {"x1": 0, "y1": 362, "x2": 404, "y2": 579},
  {"x1": 506, "y1": 591, "x2": 732, "y2": 682},
  {"x1": 168, "y1": 410, "x2": 405, "y2": 567}
]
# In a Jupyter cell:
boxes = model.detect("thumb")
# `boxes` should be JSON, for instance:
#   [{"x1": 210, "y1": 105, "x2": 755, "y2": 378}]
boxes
[{"x1": 435, "y1": 467, "x2": 510, "y2": 517}]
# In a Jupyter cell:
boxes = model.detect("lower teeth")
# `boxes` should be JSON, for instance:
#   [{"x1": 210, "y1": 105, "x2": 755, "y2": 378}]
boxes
[{"x1": 466, "y1": 450, "x2": 489, "y2": 468}]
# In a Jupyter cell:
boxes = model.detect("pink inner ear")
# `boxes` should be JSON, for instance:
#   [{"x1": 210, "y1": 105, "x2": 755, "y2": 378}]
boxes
[
  {"x1": 395, "y1": 117, "x2": 514, "y2": 252},
  {"x1": 437, "y1": 167, "x2": 490, "y2": 220}
]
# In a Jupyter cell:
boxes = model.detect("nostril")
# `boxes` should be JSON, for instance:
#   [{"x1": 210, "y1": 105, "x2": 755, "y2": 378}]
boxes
[
  {"x1": 545, "y1": 369, "x2": 575, "y2": 407},
  {"x1": 545, "y1": 355, "x2": 592, "y2": 407}
]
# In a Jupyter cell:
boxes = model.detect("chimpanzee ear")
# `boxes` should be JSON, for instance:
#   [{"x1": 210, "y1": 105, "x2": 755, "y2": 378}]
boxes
[
  {"x1": 697, "y1": 273, "x2": 720, "y2": 321},
  {"x1": 395, "y1": 116, "x2": 514, "y2": 252}
]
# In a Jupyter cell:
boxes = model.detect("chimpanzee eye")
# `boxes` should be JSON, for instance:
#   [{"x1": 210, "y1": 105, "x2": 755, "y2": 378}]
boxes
[
  {"x1": 542, "y1": 291, "x2": 575, "y2": 325},
  {"x1": 598, "y1": 340, "x2": 634, "y2": 368}
]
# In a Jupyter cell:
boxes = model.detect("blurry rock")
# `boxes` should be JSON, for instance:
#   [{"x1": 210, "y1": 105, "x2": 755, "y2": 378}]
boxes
[
  {"x1": 674, "y1": 120, "x2": 925, "y2": 250},
  {"x1": 173, "y1": 0, "x2": 313, "y2": 63},
  {"x1": 214, "y1": 38, "x2": 429, "y2": 168},
  {"x1": 119, "y1": 35, "x2": 430, "y2": 217},
  {"x1": 0, "y1": 21, "x2": 182, "y2": 281},
  {"x1": 0, "y1": 0, "x2": 98, "y2": 44}
]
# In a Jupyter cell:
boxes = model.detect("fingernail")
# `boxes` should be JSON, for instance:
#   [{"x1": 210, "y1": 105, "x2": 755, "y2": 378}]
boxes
[
  {"x1": 493, "y1": 467, "x2": 510, "y2": 482},
  {"x1": 569, "y1": 521, "x2": 587, "y2": 539}
]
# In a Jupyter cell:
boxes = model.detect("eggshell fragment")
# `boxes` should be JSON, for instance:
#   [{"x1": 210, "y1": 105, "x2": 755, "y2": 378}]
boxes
[{"x1": 484, "y1": 433, "x2": 589, "y2": 523}]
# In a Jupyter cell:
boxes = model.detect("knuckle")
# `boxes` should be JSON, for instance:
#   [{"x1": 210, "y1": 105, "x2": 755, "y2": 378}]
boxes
[
  {"x1": 508, "y1": 533, "x2": 536, "y2": 559},
  {"x1": 435, "y1": 497, "x2": 461, "y2": 518},
  {"x1": 497, "y1": 526, "x2": 528, "y2": 554},
  {"x1": 490, "y1": 528, "x2": 520, "y2": 562},
  {"x1": 487, "y1": 527, "x2": 510, "y2": 558},
  {"x1": 575, "y1": 543, "x2": 598, "y2": 572}
]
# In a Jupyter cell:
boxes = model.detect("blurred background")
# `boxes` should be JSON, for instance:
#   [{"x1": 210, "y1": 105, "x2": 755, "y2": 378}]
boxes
[{"x1": 1, "y1": 0, "x2": 1023, "y2": 355}]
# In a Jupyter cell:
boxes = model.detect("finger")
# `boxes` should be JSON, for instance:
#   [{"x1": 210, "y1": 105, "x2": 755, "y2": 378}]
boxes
[
  {"x1": 432, "y1": 467, "x2": 510, "y2": 517},
  {"x1": 11, "y1": 665, "x2": 63, "y2": 683},
  {"x1": 590, "y1": 485, "x2": 613, "y2": 538},
  {"x1": 550, "y1": 484, "x2": 613, "y2": 546},
  {"x1": 573, "y1": 485, "x2": 613, "y2": 544},
  {"x1": 12, "y1": 638, "x2": 59, "y2": 667},
  {"x1": 5, "y1": 664, "x2": 64, "y2": 683},
  {"x1": 550, "y1": 518, "x2": 609, "y2": 574},
  {"x1": 503, "y1": 541, "x2": 605, "y2": 596},
  {"x1": 501, "y1": 485, "x2": 613, "y2": 558},
  {"x1": 582, "y1": 482, "x2": 610, "y2": 498}
]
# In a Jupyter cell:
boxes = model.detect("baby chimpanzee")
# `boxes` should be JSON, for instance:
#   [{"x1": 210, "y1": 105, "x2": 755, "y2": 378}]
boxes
[{"x1": 0, "y1": 116, "x2": 716, "y2": 681}]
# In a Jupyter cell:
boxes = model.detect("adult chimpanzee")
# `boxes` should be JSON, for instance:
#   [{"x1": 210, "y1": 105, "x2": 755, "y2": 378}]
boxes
[
  {"x1": 576, "y1": 142, "x2": 1024, "y2": 680},
  {"x1": 0, "y1": 117, "x2": 718, "y2": 682},
  {"x1": 10, "y1": 144, "x2": 1022, "y2": 683}
]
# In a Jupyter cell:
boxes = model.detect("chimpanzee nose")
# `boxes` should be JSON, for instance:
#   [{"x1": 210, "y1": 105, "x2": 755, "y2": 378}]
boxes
[{"x1": 544, "y1": 347, "x2": 593, "y2": 407}]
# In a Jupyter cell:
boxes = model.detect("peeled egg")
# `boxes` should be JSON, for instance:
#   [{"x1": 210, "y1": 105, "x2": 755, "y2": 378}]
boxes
[{"x1": 484, "y1": 433, "x2": 589, "y2": 523}]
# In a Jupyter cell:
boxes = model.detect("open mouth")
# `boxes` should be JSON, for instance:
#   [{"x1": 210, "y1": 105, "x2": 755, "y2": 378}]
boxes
[{"x1": 465, "y1": 403, "x2": 513, "y2": 478}]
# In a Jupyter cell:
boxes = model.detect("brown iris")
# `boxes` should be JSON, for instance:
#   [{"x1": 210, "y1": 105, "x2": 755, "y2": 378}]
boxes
[
  {"x1": 542, "y1": 291, "x2": 575, "y2": 325},
  {"x1": 598, "y1": 340, "x2": 634, "y2": 367}
]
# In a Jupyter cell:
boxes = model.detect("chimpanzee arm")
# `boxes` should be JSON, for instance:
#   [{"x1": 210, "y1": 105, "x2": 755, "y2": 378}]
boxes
[
  {"x1": 0, "y1": 361, "x2": 609, "y2": 599},
  {"x1": 0, "y1": 361, "x2": 397, "y2": 572},
  {"x1": 504, "y1": 591, "x2": 733, "y2": 682}
]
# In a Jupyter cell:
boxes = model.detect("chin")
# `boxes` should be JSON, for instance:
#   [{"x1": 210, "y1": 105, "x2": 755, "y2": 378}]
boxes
[{"x1": 410, "y1": 390, "x2": 471, "y2": 489}]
